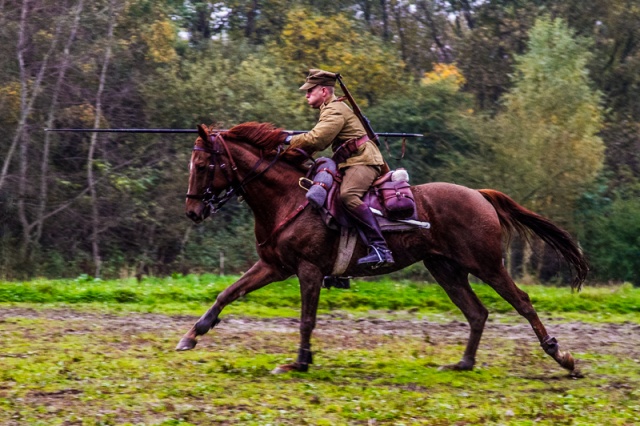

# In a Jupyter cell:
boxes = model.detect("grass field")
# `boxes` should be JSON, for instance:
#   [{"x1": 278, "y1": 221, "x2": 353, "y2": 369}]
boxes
[{"x1": 1, "y1": 275, "x2": 639, "y2": 425}]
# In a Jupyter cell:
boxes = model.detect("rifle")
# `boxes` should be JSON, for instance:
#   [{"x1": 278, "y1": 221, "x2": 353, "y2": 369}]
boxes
[
  {"x1": 334, "y1": 73, "x2": 380, "y2": 146},
  {"x1": 44, "y1": 128, "x2": 424, "y2": 138}
]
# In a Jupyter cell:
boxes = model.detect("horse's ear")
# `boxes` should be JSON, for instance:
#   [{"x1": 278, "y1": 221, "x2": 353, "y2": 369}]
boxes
[{"x1": 197, "y1": 124, "x2": 209, "y2": 144}]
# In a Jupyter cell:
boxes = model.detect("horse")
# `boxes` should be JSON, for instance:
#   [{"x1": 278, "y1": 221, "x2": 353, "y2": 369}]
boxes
[{"x1": 178, "y1": 122, "x2": 588, "y2": 376}]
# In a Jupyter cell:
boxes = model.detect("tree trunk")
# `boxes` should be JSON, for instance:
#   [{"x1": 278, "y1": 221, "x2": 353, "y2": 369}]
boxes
[
  {"x1": 244, "y1": 0, "x2": 259, "y2": 42},
  {"x1": 88, "y1": 0, "x2": 117, "y2": 278},
  {"x1": 17, "y1": 126, "x2": 30, "y2": 259},
  {"x1": 379, "y1": 0, "x2": 390, "y2": 41},
  {"x1": 454, "y1": 0, "x2": 474, "y2": 29},
  {"x1": 416, "y1": 1, "x2": 452, "y2": 63},
  {"x1": 36, "y1": 0, "x2": 85, "y2": 243},
  {"x1": 1, "y1": 0, "x2": 62, "y2": 190},
  {"x1": 392, "y1": 1, "x2": 408, "y2": 62},
  {"x1": 521, "y1": 241, "x2": 534, "y2": 284},
  {"x1": 359, "y1": 0, "x2": 372, "y2": 28},
  {"x1": 0, "y1": 0, "x2": 29, "y2": 192},
  {"x1": 0, "y1": 0, "x2": 7, "y2": 27},
  {"x1": 11, "y1": 0, "x2": 63, "y2": 259}
]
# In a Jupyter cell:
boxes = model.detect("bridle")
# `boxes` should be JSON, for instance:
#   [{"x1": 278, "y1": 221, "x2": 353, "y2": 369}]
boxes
[{"x1": 185, "y1": 132, "x2": 285, "y2": 214}]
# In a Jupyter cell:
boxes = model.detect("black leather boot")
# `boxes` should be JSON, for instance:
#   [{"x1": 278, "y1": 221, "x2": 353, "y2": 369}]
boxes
[{"x1": 349, "y1": 204, "x2": 395, "y2": 268}]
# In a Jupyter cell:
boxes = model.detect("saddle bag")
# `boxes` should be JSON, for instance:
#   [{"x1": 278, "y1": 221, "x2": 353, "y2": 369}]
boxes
[{"x1": 377, "y1": 180, "x2": 415, "y2": 220}]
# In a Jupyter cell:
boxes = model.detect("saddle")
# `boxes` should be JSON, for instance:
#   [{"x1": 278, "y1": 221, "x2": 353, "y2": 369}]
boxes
[
  {"x1": 301, "y1": 157, "x2": 427, "y2": 232},
  {"x1": 300, "y1": 158, "x2": 430, "y2": 288}
]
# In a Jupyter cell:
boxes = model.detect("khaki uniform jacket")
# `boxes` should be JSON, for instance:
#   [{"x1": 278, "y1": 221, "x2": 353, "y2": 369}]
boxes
[{"x1": 289, "y1": 95, "x2": 384, "y2": 169}]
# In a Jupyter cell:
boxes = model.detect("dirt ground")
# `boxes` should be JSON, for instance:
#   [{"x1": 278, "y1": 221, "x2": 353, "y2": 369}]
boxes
[
  {"x1": 2, "y1": 307, "x2": 639, "y2": 362},
  {"x1": 0, "y1": 306, "x2": 640, "y2": 426}
]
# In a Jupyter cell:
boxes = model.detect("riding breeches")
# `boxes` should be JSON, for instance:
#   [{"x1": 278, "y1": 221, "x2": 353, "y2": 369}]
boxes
[{"x1": 339, "y1": 165, "x2": 381, "y2": 211}]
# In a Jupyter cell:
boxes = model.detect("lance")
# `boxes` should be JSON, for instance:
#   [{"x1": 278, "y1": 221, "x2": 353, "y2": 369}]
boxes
[{"x1": 44, "y1": 128, "x2": 423, "y2": 138}]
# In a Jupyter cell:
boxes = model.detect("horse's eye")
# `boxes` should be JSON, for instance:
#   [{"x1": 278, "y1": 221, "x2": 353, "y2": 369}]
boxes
[{"x1": 196, "y1": 164, "x2": 206, "y2": 172}]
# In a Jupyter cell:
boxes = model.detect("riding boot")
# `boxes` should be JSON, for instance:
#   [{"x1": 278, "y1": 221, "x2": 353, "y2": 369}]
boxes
[{"x1": 349, "y1": 204, "x2": 395, "y2": 268}]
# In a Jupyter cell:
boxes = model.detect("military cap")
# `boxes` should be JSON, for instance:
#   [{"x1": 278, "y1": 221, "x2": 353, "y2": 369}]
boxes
[{"x1": 299, "y1": 68, "x2": 337, "y2": 90}]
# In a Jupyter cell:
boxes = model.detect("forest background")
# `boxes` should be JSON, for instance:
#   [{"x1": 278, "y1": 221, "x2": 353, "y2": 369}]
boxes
[{"x1": 0, "y1": 0, "x2": 638, "y2": 285}]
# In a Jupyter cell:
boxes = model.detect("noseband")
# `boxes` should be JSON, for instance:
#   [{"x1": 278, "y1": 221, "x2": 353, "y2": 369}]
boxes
[{"x1": 186, "y1": 132, "x2": 284, "y2": 214}]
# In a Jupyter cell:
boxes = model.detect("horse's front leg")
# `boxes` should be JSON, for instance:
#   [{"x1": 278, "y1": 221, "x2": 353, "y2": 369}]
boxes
[
  {"x1": 176, "y1": 259, "x2": 287, "y2": 350},
  {"x1": 272, "y1": 260, "x2": 323, "y2": 374}
]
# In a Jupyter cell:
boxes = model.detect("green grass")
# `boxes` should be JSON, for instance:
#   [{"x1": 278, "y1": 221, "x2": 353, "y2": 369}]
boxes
[
  {"x1": 1, "y1": 276, "x2": 640, "y2": 425},
  {"x1": 1, "y1": 274, "x2": 639, "y2": 320}
]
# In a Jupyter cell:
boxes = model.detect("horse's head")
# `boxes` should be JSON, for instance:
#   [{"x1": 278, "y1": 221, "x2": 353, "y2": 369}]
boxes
[
  {"x1": 185, "y1": 124, "x2": 236, "y2": 223},
  {"x1": 185, "y1": 121, "x2": 296, "y2": 223}
]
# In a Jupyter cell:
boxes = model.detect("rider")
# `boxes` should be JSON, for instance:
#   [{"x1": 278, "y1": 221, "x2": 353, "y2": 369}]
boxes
[{"x1": 285, "y1": 69, "x2": 394, "y2": 268}]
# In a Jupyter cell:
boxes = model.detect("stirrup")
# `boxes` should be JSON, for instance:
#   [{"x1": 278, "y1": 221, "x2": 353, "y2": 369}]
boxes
[{"x1": 357, "y1": 246, "x2": 394, "y2": 268}]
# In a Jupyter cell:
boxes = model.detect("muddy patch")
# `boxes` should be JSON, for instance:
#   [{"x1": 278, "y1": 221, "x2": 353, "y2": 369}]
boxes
[{"x1": 1, "y1": 307, "x2": 639, "y2": 360}]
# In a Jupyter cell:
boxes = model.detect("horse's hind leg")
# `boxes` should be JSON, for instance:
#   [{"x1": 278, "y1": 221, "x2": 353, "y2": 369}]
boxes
[
  {"x1": 424, "y1": 257, "x2": 489, "y2": 371},
  {"x1": 176, "y1": 259, "x2": 287, "y2": 351},
  {"x1": 479, "y1": 266, "x2": 577, "y2": 374}
]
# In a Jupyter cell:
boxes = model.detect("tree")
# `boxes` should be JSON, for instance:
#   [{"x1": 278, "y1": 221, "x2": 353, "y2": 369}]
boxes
[
  {"x1": 471, "y1": 16, "x2": 605, "y2": 226},
  {"x1": 553, "y1": 0, "x2": 640, "y2": 197},
  {"x1": 458, "y1": 16, "x2": 605, "y2": 283},
  {"x1": 577, "y1": 189, "x2": 640, "y2": 285},
  {"x1": 453, "y1": 1, "x2": 538, "y2": 110},
  {"x1": 142, "y1": 45, "x2": 309, "y2": 129},
  {"x1": 368, "y1": 63, "x2": 478, "y2": 184},
  {"x1": 270, "y1": 8, "x2": 406, "y2": 106}
]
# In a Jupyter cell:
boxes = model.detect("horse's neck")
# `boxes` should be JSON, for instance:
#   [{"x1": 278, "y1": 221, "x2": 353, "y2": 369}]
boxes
[{"x1": 233, "y1": 144, "x2": 305, "y2": 227}]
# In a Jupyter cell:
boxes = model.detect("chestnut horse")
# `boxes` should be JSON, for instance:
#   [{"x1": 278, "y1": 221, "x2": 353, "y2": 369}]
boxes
[{"x1": 178, "y1": 122, "x2": 587, "y2": 376}]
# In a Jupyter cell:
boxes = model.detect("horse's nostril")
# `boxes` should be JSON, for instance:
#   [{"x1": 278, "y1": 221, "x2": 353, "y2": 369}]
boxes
[{"x1": 186, "y1": 211, "x2": 200, "y2": 222}]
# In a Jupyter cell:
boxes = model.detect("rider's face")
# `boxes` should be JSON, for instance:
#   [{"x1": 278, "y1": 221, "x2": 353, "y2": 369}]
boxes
[{"x1": 306, "y1": 85, "x2": 327, "y2": 109}]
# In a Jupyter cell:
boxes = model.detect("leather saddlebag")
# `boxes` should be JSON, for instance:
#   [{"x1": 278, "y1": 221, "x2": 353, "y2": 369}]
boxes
[{"x1": 378, "y1": 180, "x2": 415, "y2": 219}]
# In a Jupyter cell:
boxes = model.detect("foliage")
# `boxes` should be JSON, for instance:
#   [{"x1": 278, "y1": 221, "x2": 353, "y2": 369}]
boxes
[
  {"x1": 270, "y1": 8, "x2": 406, "y2": 106},
  {"x1": 453, "y1": 1, "x2": 539, "y2": 110},
  {"x1": 368, "y1": 63, "x2": 478, "y2": 184},
  {"x1": 422, "y1": 63, "x2": 466, "y2": 87},
  {"x1": 555, "y1": 0, "x2": 640, "y2": 121},
  {"x1": 466, "y1": 16, "x2": 605, "y2": 227},
  {"x1": 577, "y1": 190, "x2": 640, "y2": 285},
  {"x1": 0, "y1": 0, "x2": 638, "y2": 283},
  {"x1": 143, "y1": 45, "x2": 307, "y2": 129}
]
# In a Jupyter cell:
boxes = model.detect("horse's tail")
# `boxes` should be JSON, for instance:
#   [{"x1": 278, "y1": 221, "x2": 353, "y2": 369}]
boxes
[{"x1": 478, "y1": 189, "x2": 588, "y2": 291}]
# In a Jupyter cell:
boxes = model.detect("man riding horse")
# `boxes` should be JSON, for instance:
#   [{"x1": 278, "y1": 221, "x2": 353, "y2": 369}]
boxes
[{"x1": 286, "y1": 69, "x2": 394, "y2": 268}]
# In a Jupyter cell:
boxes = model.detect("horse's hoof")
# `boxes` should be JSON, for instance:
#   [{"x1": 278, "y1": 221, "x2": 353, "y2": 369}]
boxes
[
  {"x1": 175, "y1": 337, "x2": 197, "y2": 351},
  {"x1": 438, "y1": 361, "x2": 474, "y2": 371},
  {"x1": 559, "y1": 351, "x2": 575, "y2": 371},
  {"x1": 271, "y1": 365, "x2": 292, "y2": 374},
  {"x1": 271, "y1": 363, "x2": 308, "y2": 374},
  {"x1": 569, "y1": 368, "x2": 584, "y2": 379}
]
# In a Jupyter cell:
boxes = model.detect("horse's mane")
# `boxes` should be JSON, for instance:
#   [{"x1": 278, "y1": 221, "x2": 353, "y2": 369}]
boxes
[
  {"x1": 225, "y1": 122, "x2": 285, "y2": 152},
  {"x1": 222, "y1": 122, "x2": 311, "y2": 171}
]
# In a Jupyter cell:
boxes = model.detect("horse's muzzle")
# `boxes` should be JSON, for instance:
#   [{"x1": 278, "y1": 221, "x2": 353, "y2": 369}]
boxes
[
  {"x1": 186, "y1": 210, "x2": 203, "y2": 223},
  {"x1": 185, "y1": 200, "x2": 211, "y2": 223}
]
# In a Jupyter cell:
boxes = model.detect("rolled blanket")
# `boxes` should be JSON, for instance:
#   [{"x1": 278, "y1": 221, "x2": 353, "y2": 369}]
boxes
[
  {"x1": 391, "y1": 168, "x2": 409, "y2": 182},
  {"x1": 306, "y1": 157, "x2": 337, "y2": 209}
]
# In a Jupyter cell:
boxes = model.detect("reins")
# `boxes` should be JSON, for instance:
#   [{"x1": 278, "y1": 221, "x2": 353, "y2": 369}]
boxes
[{"x1": 186, "y1": 131, "x2": 310, "y2": 245}]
